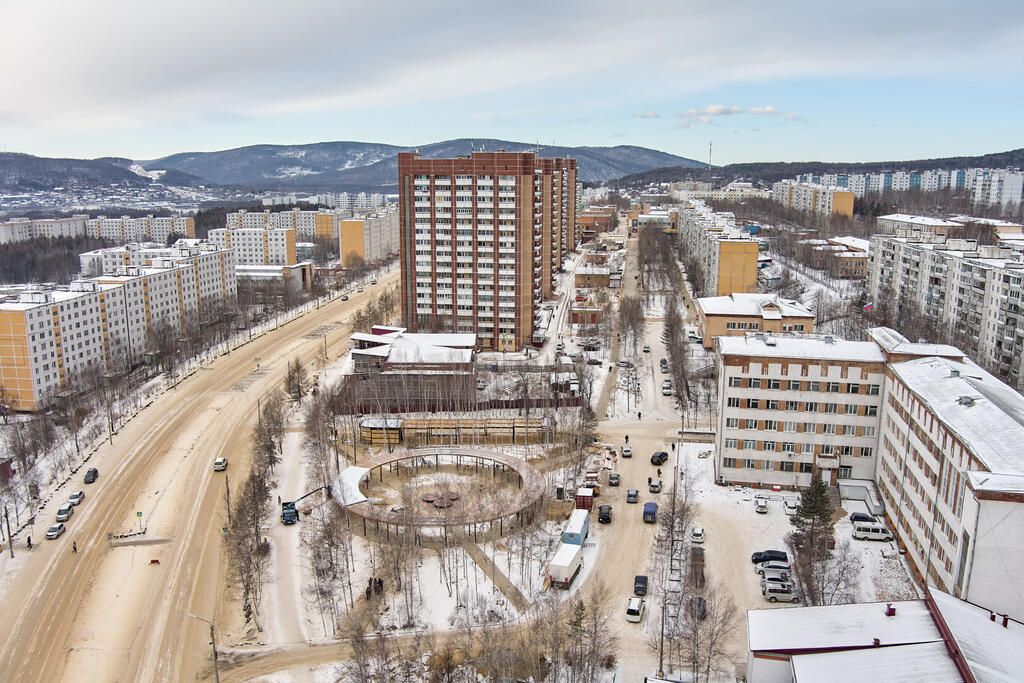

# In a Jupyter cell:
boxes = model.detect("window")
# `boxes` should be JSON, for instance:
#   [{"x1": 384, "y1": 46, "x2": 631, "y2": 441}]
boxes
[
  {"x1": 726, "y1": 418, "x2": 739, "y2": 428},
  {"x1": 789, "y1": 380, "x2": 801, "y2": 390},
  {"x1": 747, "y1": 399, "x2": 760, "y2": 409},
  {"x1": 766, "y1": 400, "x2": 779, "y2": 410},
  {"x1": 764, "y1": 440, "x2": 776, "y2": 451},
  {"x1": 729, "y1": 377, "x2": 742, "y2": 387},
  {"x1": 727, "y1": 397, "x2": 740, "y2": 408},
  {"x1": 866, "y1": 406, "x2": 878, "y2": 417},
  {"x1": 809, "y1": 381, "x2": 820, "y2": 392},
  {"x1": 750, "y1": 378, "x2": 761, "y2": 389},
  {"x1": 845, "y1": 403, "x2": 858, "y2": 415},
  {"x1": 847, "y1": 384, "x2": 861, "y2": 394},
  {"x1": 839, "y1": 466, "x2": 853, "y2": 479},
  {"x1": 864, "y1": 426, "x2": 876, "y2": 437},
  {"x1": 860, "y1": 447, "x2": 874, "y2": 457},
  {"x1": 764, "y1": 419, "x2": 777, "y2": 430},
  {"x1": 744, "y1": 439, "x2": 756, "y2": 450},
  {"x1": 743, "y1": 419, "x2": 756, "y2": 429},
  {"x1": 767, "y1": 379, "x2": 781, "y2": 390},
  {"x1": 723, "y1": 457, "x2": 737, "y2": 468},
  {"x1": 805, "y1": 401, "x2": 818, "y2": 412},
  {"x1": 803, "y1": 422, "x2": 816, "y2": 433},
  {"x1": 868, "y1": 384, "x2": 881, "y2": 395},
  {"x1": 784, "y1": 421, "x2": 796, "y2": 432},
  {"x1": 802, "y1": 443, "x2": 814, "y2": 454},
  {"x1": 725, "y1": 438, "x2": 738, "y2": 449},
  {"x1": 782, "y1": 442, "x2": 795, "y2": 452},
  {"x1": 743, "y1": 458, "x2": 757, "y2": 469},
  {"x1": 780, "y1": 461, "x2": 795, "y2": 472},
  {"x1": 843, "y1": 425, "x2": 856, "y2": 436},
  {"x1": 786, "y1": 400, "x2": 799, "y2": 411},
  {"x1": 824, "y1": 423, "x2": 838, "y2": 435},
  {"x1": 824, "y1": 403, "x2": 838, "y2": 414}
]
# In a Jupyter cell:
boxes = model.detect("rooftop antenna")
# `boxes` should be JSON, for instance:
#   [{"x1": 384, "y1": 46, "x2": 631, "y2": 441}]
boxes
[{"x1": 708, "y1": 140, "x2": 713, "y2": 185}]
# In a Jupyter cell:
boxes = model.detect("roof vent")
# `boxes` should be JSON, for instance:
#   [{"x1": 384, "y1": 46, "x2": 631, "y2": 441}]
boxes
[
  {"x1": 885, "y1": 603, "x2": 896, "y2": 617},
  {"x1": 824, "y1": 335, "x2": 836, "y2": 344},
  {"x1": 765, "y1": 337, "x2": 777, "y2": 347},
  {"x1": 872, "y1": 638, "x2": 881, "y2": 647},
  {"x1": 957, "y1": 396, "x2": 975, "y2": 407},
  {"x1": 949, "y1": 369, "x2": 960, "y2": 378}
]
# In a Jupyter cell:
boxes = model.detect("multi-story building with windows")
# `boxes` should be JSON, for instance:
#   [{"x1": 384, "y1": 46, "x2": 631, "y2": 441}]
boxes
[
  {"x1": 339, "y1": 209, "x2": 400, "y2": 266},
  {"x1": 226, "y1": 208, "x2": 344, "y2": 241},
  {"x1": 875, "y1": 213, "x2": 963, "y2": 237},
  {"x1": 0, "y1": 247, "x2": 236, "y2": 412},
  {"x1": 396, "y1": 151, "x2": 577, "y2": 351},
  {"x1": 867, "y1": 230, "x2": 1024, "y2": 389},
  {"x1": 0, "y1": 215, "x2": 90, "y2": 244},
  {"x1": 678, "y1": 201, "x2": 760, "y2": 296},
  {"x1": 771, "y1": 180, "x2": 855, "y2": 218},
  {"x1": 696, "y1": 293, "x2": 815, "y2": 349},
  {"x1": 715, "y1": 333, "x2": 887, "y2": 488},
  {"x1": 86, "y1": 215, "x2": 195, "y2": 243},
  {"x1": 208, "y1": 228, "x2": 297, "y2": 266}
]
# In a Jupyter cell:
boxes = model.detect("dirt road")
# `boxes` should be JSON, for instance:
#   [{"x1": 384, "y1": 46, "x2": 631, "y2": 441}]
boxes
[{"x1": 0, "y1": 272, "x2": 398, "y2": 683}]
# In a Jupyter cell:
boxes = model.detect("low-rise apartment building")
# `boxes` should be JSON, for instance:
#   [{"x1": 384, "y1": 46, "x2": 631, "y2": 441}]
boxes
[
  {"x1": 339, "y1": 209, "x2": 399, "y2": 266},
  {"x1": 208, "y1": 227, "x2": 298, "y2": 266},
  {"x1": 574, "y1": 265, "x2": 610, "y2": 289},
  {"x1": 86, "y1": 215, "x2": 195, "y2": 243},
  {"x1": 714, "y1": 333, "x2": 887, "y2": 488},
  {"x1": 876, "y1": 213, "x2": 962, "y2": 237},
  {"x1": 772, "y1": 180, "x2": 854, "y2": 218},
  {"x1": 867, "y1": 229, "x2": 1024, "y2": 389},
  {"x1": 227, "y1": 208, "x2": 343, "y2": 241},
  {"x1": 696, "y1": 293, "x2": 814, "y2": 349},
  {"x1": 678, "y1": 201, "x2": 760, "y2": 296}
]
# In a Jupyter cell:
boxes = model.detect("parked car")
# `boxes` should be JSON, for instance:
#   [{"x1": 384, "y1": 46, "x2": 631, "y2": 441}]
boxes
[
  {"x1": 689, "y1": 596, "x2": 707, "y2": 621},
  {"x1": 649, "y1": 479, "x2": 663, "y2": 493},
  {"x1": 626, "y1": 489, "x2": 639, "y2": 504},
  {"x1": 849, "y1": 512, "x2": 876, "y2": 525},
  {"x1": 642, "y1": 502, "x2": 658, "y2": 523},
  {"x1": 84, "y1": 467, "x2": 99, "y2": 484},
  {"x1": 56, "y1": 502, "x2": 74, "y2": 522},
  {"x1": 598, "y1": 504, "x2": 613, "y2": 524},
  {"x1": 784, "y1": 500, "x2": 799, "y2": 515},
  {"x1": 852, "y1": 521, "x2": 894, "y2": 541},
  {"x1": 370, "y1": 279, "x2": 378, "y2": 285},
  {"x1": 751, "y1": 550, "x2": 788, "y2": 564},
  {"x1": 633, "y1": 574, "x2": 649, "y2": 596},
  {"x1": 556, "y1": 341, "x2": 565, "y2": 352},
  {"x1": 621, "y1": 445, "x2": 632, "y2": 458},
  {"x1": 763, "y1": 584, "x2": 800, "y2": 603},
  {"x1": 650, "y1": 451, "x2": 669, "y2": 466},
  {"x1": 660, "y1": 364, "x2": 670, "y2": 374},
  {"x1": 616, "y1": 360, "x2": 634, "y2": 369},
  {"x1": 756, "y1": 561, "x2": 791, "y2": 577},
  {"x1": 586, "y1": 357, "x2": 603, "y2": 366},
  {"x1": 691, "y1": 527, "x2": 705, "y2": 544},
  {"x1": 760, "y1": 574, "x2": 794, "y2": 590},
  {"x1": 642, "y1": 344, "x2": 650, "y2": 353},
  {"x1": 213, "y1": 457, "x2": 228, "y2": 471},
  {"x1": 608, "y1": 472, "x2": 621, "y2": 487},
  {"x1": 68, "y1": 490, "x2": 85, "y2": 506},
  {"x1": 626, "y1": 597, "x2": 646, "y2": 622},
  {"x1": 755, "y1": 499, "x2": 769, "y2": 514},
  {"x1": 340, "y1": 294, "x2": 349, "y2": 301},
  {"x1": 46, "y1": 523, "x2": 66, "y2": 540}
]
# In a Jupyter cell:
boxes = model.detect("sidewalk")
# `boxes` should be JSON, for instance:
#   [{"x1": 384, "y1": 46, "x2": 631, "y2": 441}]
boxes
[{"x1": 463, "y1": 543, "x2": 531, "y2": 612}]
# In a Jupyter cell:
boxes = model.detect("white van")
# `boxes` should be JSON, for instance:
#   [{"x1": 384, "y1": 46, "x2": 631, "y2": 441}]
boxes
[{"x1": 852, "y1": 521, "x2": 894, "y2": 541}]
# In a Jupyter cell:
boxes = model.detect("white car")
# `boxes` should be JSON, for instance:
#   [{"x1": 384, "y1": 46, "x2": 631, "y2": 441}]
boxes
[
  {"x1": 621, "y1": 445, "x2": 632, "y2": 458},
  {"x1": 691, "y1": 527, "x2": 705, "y2": 544},
  {"x1": 755, "y1": 499, "x2": 769, "y2": 514},
  {"x1": 784, "y1": 500, "x2": 799, "y2": 515},
  {"x1": 756, "y1": 561, "x2": 791, "y2": 578},
  {"x1": 626, "y1": 597, "x2": 646, "y2": 623},
  {"x1": 68, "y1": 490, "x2": 85, "y2": 506},
  {"x1": 213, "y1": 457, "x2": 228, "y2": 472},
  {"x1": 46, "y1": 523, "x2": 66, "y2": 540},
  {"x1": 56, "y1": 502, "x2": 74, "y2": 522}
]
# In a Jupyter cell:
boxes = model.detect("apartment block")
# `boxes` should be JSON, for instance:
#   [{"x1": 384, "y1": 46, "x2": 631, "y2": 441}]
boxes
[
  {"x1": 876, "y1": 348, "x2": 1024, "y2": 620},
  {"x1": 576, "y1": 206, "x2": 615, "y2": 243},
  {"x1": 678, "y1": 201, "x2": 760, "y2": 296},
  {"x1": 0, "y1": 215, "x2": 89, "y2": 244},
  {"x1": 208, "y1": 227, "x2": 298, "y2": 266},
  {"x1": 971, "y1": 169, "x2": 1024, "y2": 208},
  {"x1": 0, "y1": 248, "x2": 236, "y2": 411},
  {"x1": 715, "y1": 333, "x2": 887, "y2": 488},
  {"x1": 867, "y1": 230, "x2": 1024, "y2": 388},
  {"x1": 876, "y1": 213, "x2": 962, "y2": 237},
  {"x1": 796, "y1": 169, "x2": 975, "y2": 200},
  {"x1": 226, "y1": 208, "x2": 343, "y2": 241},
  {"x1": 86, "y1": 215, "x2": 196, "y2": 243},
  {"x1": 339, "y1": 209, "x2": 400, "y2": 266},
  {"x1": 696, "y1": 293, "x2": 815, "y2": 349},
  {"x1": 771, "y1": 180, "x2": 855, "y2": 218},
  {"x1": 397, "y1": 151, "x2": 577, "y2": 351}
]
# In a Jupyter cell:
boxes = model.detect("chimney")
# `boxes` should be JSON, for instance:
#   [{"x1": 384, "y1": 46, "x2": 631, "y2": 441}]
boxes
[
  {"x1": 949, "y1": 369, "x2": 960, "y2": 378},
  {"x1": 885, "y1": 603, "x2": 896, "y2": 617},
  {"x1": 872, "y1": 638, "x2": 881, "y2": 647},
  {"x1": 990, "y1": 611, "x2": 997, "y2": 622},
  {"x1": 1003, "y1": 615, "x2": 1010, "y2": 628}
]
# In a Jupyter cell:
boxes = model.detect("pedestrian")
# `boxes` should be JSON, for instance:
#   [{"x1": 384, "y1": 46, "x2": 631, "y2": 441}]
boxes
[
  {"x1": 278, "y1": 495, "x2": 281, "y2": 505},
  {"x1": 625, "y1": 434, "x2": 629, "y2": 444},
  {"x1": 26, "y1": 536, "x2": 31, "y2": 550},
  {"x1": 671, "y1": 443, "x2": 676, "y2": 451},
  {"x1": 648, "y1": 477, "x2": 652, "y2": 485},
  {"x1": 657, "y1": 468, "x2": 662, "y2": 478},
  {"x1": 72, "y1": 541, "x2": 78, "y2": 554},
  {"x1": 365, "y1": 586, "x2": 372, "y2": 600},
  {"x1": 638, "y1": 411, "x2": 642, "y2": 420}
]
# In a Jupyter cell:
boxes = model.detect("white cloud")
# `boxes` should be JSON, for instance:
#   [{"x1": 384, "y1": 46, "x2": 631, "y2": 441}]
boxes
[
  {"x1": 677, "y1": 105, "x2": 803, "y2": 125},
  {"x1": 632, "y1": 111, "x2": 661, "y2": 119}
]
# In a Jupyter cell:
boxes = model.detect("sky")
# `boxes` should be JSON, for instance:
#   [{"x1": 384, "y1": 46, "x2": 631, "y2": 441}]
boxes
[{"x1": 1, "y1": 0, "x2": 1023, "y2": 165}]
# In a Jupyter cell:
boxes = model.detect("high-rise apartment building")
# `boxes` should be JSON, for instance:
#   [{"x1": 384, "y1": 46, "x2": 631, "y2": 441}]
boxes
[
  {"x1": 86, "y1": 215, "x2": 195, "y2": 243},
  {"x1": 339, "y1": 209, "x2": 400, "y2": 266},
  {"x1": 396, "y1": 151, "x2": 576, "y2": 351},
  {"x1": 226, "y1": 208, "x2": 344, "y2": 241},
  {"x1": 678, "y1": 201, "x2": 760, "y2": 296},
  {"x1": 208, "y1": 228, "x2": 298, "y2": 266},
  {"x1": 772, "y1": 180, "x2": 855, "y2": 218}
]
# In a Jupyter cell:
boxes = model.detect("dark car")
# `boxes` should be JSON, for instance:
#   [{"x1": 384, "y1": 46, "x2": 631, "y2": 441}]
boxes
[
  {"x1": 586, "y1": 358, "x2": 603, "y2": 366},
  {"x1": 616, "y1": 360, "x2": 634, "y2": 369},
  {"x1": 341, "y1": 294, "x2": 349, "y2": 301},
  {"x1": 650, "y1": 451, "x2": 669, "y2": 466},
  {"x1": 690, "y1": 596, "x2": 707, "y2": 621},
  {"x1": 849, "y1": 512, "x2": 876, "y2": 525},
  {"x1": 634, "y1": 574, "x2": 649, "y2": 596},
  {"x1": 84, "y1": 467, "x2": 99, "y2": 484},
  {"x1": 626, "y1": 489, "x2": 639, "y2": 504},
  {"x1": 751, "y1": 550, "x2": 789, "y2": 564},
  {"x1": 608, "y1": 473, "x2": 621, "y2": 487},
  {"x1": 598, "y1": 504, "x2": 612, "y2": 524}
]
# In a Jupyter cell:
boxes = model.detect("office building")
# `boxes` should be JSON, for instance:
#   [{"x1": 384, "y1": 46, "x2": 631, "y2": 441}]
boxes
[
  {"x1": 696, "y1": 293, "x2": 815, "y2": 349},
  {"x1": 678, "y1": 201, "x2": 760, "y2": 296},
  {"x1": 771, "y1": 180, "x2": 855, "y2": 218},
  {"x1": 339, "y1": 209, "x2": 400, "y2": 266},
  {"x1": 0, "y1": 246, "x2": 236, "y2": 412},
  {"x1": 867, "y1": 229, "x2": 1024, "y2": 388},
  {"x1": 396, "y1": 151, "x2": 577, "y2": 351},
  {"x1": 86, "y1": 215, "x2": 196, "y2": 243}
]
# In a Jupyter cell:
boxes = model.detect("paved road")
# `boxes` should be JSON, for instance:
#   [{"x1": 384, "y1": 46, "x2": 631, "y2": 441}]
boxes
[{"x1": 0, "y1": 271, "x2": 398, "y2": 683}]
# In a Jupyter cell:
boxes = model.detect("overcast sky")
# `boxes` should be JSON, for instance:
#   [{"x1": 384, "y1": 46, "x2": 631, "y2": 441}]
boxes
[{"x1": 2, "y1": 0, "x2": 1022, "y2": 164}]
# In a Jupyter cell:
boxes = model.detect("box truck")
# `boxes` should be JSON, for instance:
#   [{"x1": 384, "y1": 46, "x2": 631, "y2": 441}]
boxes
[
  {"x1": 547, "y1": 542, "x2": 583, "y2": 588},
  {"x1": 561, "y1": 509, "x2": 590, "y2": 545}
]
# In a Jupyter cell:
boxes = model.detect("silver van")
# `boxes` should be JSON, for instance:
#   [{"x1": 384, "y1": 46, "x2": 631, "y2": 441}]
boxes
[
  {"x1": 763, "y1": 584, "x2": 800, "y2": 603},
  {"x1": 853, "y1": 521, "x2": 894, "y2": 541}
]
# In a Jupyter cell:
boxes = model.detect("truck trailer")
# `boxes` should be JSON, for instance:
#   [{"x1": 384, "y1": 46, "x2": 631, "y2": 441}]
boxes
[{"x1": 547, "y1": 542, "x2": 583, "y2": 588}]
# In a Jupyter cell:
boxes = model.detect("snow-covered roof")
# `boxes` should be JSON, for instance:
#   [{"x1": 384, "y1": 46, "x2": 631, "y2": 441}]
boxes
[
  {"x1": 828, "y1": 235, "x2": 871, "y2": 253},
  {"x1": 349, "y1": 330, "x2": 476, "y2": 365},
  {"x1": 879, "y1": 214, "x2": 963, "y2": 228},
  {"x1": 360, "y1": 417, "x2": 402, "y2": 429},
  {"x1": 866, "y1": 327, "x2": 964, "y2": 360},
  {"x1": 385, "y1": 336, "x2": 472, "y2": 364},
  {"x1": 929, "y1": 587, "x2": 1024, "y2": 682},
  {"x1": 888, "y1": 355, "x2": 1024, "y2": 476},
  {"x1": 790, "y1": 642, "x2": 960, "y2": 682},
  {"x1": 335, "y1": 466, "x2": 370, "y2": 506},
  {"x1": 967, "y1": 471, "x2": 1024, "y2": 495},
  {"x1": 697, "y1": 293, "x2": 814, "y2": 319},
  {"x1": 747, "y1": 599, "x2": 936, "y2": 652},
  {"x1": 402, "y1": 332, "x2": 476, "y2": 348},
  {"x1": 949, "y1": 215, "x2": 1024, "y2": 230},
  {"x1": 717, "y1": 334, "x2": 885, "y2": 363},
  {"x1": 577, "y1": 265, "x2": 610, "y2": 276}
]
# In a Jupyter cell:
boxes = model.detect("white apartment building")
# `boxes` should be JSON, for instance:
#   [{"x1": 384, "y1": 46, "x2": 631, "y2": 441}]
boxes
[
  {"x1": 771, "y1": 180, "x2": 854, "y2": 218},
  {"x1": 794, "y1": 168, "x2": 1023, "y2": 208},
  {"x1": 0, "y1": 215, "x2": 89, "y2": 244},
  {"x1": 226, "y1": 208, "x2": 344, "y2": 241},
  {"x1": 867, "y1": 230, "x2": 1024, "y2": 389},
  {"x1": 678, "y1": 201, "x2": 760, "y2": 297},
  {"x1": 876, "y1": 351, "x2": 1024, "y2": 621},
  {"x1": 971, "y1": 169, "x2": 1024, "y2": 208},
  {"x1": 339, "y1": 209, "x2": 399, "y2": 266},
  {"x1": 86, "y1": 215, "x2": 195, "y2": 243},
  {"x1": 715, "y1": 333, "x2": 887, "y2": 488},
  {"x1": 208, "y1": 227, "x2": 297, "y2": 266},
  {"x1": 876, "y1": 213, "x2": 963, "y2": 237}
]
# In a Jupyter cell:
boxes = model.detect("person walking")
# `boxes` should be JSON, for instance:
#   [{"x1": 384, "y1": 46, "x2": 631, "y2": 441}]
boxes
[
  {"x1": 26, "y1": 536, "x2": 31, "y2": 550},
  {"x1": 72, "y1": 541, "x2": 78, "y2": 554}
]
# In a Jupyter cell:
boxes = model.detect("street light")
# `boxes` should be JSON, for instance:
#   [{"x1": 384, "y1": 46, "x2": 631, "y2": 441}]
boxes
[{"x1": 188, "y1": 613, "x2": 221, "y2": 683}]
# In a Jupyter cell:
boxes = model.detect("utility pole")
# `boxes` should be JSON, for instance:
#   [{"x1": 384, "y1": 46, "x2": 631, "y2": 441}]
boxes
[
  {"x1": 4, "y1": 506, "x2": 13, "y2": 558},
  {"x1": 224, "y1": 474, "x2": 232, "y2": 526},
  {"x1": 189, "y1": 613, "x2": 220, "y2": 683}
]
